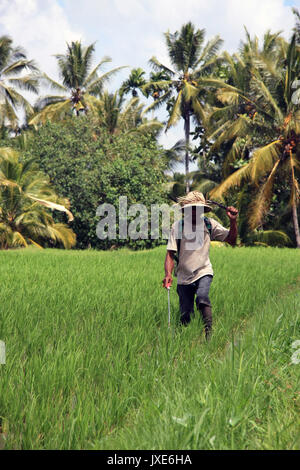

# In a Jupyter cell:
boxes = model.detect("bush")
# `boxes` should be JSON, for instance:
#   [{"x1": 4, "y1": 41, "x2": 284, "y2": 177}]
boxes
[{"x1": 25, "y1": 117, "x2": 168, "y2": 249}]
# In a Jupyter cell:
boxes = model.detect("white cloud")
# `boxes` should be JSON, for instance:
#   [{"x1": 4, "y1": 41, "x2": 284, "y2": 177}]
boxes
[
  {"x1": 139, "y1": 0, "x2": 296, "y2": 54},
  {"x1": 62, "y1": 0, "x2": 297, "y2": 59},
  {"x1": 0, "y1": 0, "x2": 83, "y2": 81},
  {"x1": 1, "y1": 0, "x2": 298, "y2": 84}
]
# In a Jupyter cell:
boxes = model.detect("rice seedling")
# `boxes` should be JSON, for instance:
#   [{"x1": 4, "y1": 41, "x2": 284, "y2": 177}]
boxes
[{"x1": 0, "y1": 246, "x2": 299, "y2": 449}]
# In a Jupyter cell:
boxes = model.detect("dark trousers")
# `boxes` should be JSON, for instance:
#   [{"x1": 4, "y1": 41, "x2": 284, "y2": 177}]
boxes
[{"x1": 177, "y1": 275, "x2": 213, "y2": 334}]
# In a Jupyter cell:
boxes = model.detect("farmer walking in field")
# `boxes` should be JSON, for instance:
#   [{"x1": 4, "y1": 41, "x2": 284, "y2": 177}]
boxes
[{"x1": 162, "y1": 192, "x2": 238, "y2": 340}]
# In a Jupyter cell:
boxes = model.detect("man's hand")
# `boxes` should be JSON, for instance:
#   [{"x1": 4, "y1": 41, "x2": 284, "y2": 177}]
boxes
[
  {"x1": 162, "y1": 275, "x2": 173, "y2": 289},
  {"x1": 226, "y1": 206, "x2": 238, "y2": 220},
  {"x1": 163, "y1": 251, "x2": 175, "y2": 289},
  {"x1": 225, "y1": 206, "x2": 238, "y2": 246}
]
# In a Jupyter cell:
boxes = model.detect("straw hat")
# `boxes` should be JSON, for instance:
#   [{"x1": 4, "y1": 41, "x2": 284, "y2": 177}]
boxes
[{"x1": 176, "y1": 191, "x2": 212, "y2": 213}]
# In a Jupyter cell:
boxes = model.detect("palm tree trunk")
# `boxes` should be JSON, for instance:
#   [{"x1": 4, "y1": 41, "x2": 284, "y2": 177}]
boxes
[
  {"x1": 184, "y1": 113, "x2": 190, "y2": 194},
  {"x1": 292, "y1": 198, "x2": 300, "y2": 248}
]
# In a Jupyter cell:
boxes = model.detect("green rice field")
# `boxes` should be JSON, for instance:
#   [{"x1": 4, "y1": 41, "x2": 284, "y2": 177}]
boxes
[{"x1": 0, "y1": 246, "x2": 299, "y2": 449}]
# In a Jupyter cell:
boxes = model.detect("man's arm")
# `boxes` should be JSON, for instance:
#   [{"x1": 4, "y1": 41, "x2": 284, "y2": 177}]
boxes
[
  {"x1": 224, "y1": 206, "x2": 238, "y2": 246},
  {"x1": 162, "y1": 250, "x2": 175, "y2": 289}
]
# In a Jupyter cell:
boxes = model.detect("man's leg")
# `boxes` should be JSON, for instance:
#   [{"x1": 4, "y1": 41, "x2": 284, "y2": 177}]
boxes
[
  {"x1": 195, "y1": 275, "x2": 213, "y2": 340},
  {"x1": 176, "y1": 283, "x2": 196, "y2": 325}
]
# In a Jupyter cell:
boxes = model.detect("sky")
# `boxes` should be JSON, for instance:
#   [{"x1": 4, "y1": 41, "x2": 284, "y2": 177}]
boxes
[{"x1": 1, "y1": 0, "x2": 300, "y2": 171}]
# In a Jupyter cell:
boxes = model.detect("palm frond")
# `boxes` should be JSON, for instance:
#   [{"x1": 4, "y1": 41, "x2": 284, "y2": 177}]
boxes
[
  {"x1": 7, "y1": 76, "x2": 39, "y2": 94},
  {"x1": 197, "y1": 77, "x2": 245, "y2": 97},
  {"x1": 211, "y1": 115, "x2": 250, "y2": 152},
  {"x1": 196, "y1": 54, "x2": 224, "y2": 75},
  {"x1": 216, "y1": 88, "x2": 239, "y2": 105},
  {"x1": 206, "y1": 119, "x2": 230, "y2": 141},
  {"x1": 0, "y1": 100, "x2": 18, "y2": 128},
  {"x1": 26, "y1": 196, "x2": 74, "y2": 222},
  {"x1": 86, "y1": 66, "x2": 128, "y2": 95},
  {"x1": 148, "y1": 56, "x2": 176, "y2": 76},
  {"x1": 285, "y1": 33, "x2": 296, "y2": 104},
  {"x1": 34, "y1": 95, "x2": 67, "y2": 111},
  {"x1": 83, "y1": 56, "x2": 112, "y2": 87},
  {"x1": 141, "y1": 79, "x2": 173, "y2": 94},
  {"x1": 195, "y1": 36, "x2": 224, "y2": 68},
  {"x1": 249, "y1": 160, "x2": 281, "y2": 229},
  {"x1": 166, "y1": 89, "x2": 182, "y2": 130},
  {"x1": 1, "y1": 85, "x2": 35, "y2": 116},
  {"x1": 29, "y1": 99, "x2": 71, "y2": 127},
  {"x1": 38, "y1": 72, "x2": 66, "y2": 92},
  {"x1": 191, "y1": 97, "x2": 208, "y2": 127},
  {"x1": 251, "y1": 73, "x2": 283, "y2": 121},
  {"x1": 250, "y1": 140, "x2": 281, "y2": 183},
  {"x1": 141, "y1": 89, "x2": 173, "y2": 115},
  {"x1": 82, "y1": 42, "x2": 96, "y2": 78},
  {"x1": 182, "y1": 81, "x2": 198, "y2": 101},
  {"x1": 11, "y1": 231, "x2": 28, "y2": 247},
  {"x1": 47, "y1": 223, "x2": 76, "y2": 249},
  {"x1": 2, "y1": 59, "x2": 39, "y2": 76},
  {"x1": 210, "y1": 163, "x2": 251, "y2": 199},
  {"x1": 222, "y1": 51, "x2": 239, "y2": 82},
  {"x1": 27, "y1": 238, "x2": 44, "y2": 249},
  {"x1": 222, "y1": 138, "x2": 245, "y2": 177}
]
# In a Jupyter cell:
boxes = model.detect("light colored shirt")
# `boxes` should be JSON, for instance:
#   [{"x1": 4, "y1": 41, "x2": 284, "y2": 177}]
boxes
[{"x1": 167, "y1": 216, "x2": 229, "y2": 285}]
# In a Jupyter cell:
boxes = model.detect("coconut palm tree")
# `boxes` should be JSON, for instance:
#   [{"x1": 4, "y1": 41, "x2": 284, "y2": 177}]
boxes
[
  {"x1": 142, "y1": 22, "x2": 223, "y2": 193},
  {"x1": 89, "y1": 91, "x2": 163, "y2": 137},
  {"x1": 210, "y1": 32, "x2": 300, "y2": 247},
  {"x1": 0, "y1": 147, "x2": 76, "y2": 249},
  {"x1": 205, "y1": 28, "x2": 285, "y2": 178},
  {"x1": 29, "y1": 41, "x2": 126, "y2": 127},
  {"x1": 120, "y1": 68, "x2": 147, "y2": 97},
  {"x1": 165, "y1": 172, "x2": 186, "y2": 201},
  {"x1": 144, "y1": 71, "x2": 172, "y2": 103},
  {"x1": 0, "y1": 35, "x2": 39, "y2": 131}
]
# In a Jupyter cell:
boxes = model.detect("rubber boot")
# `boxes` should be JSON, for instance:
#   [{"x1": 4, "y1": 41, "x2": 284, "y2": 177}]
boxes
[
  {"x1": 180, "y1": 311, "x2": 192, "y2": 326},
  {"x1": 200, "y1": 305, "x2": 212, "y2": 341}
]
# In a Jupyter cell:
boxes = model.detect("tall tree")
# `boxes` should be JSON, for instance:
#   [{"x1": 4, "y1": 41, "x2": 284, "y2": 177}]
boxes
[
  {"x1": 205, "y1": 28, "x2": 285, "y2": 178},
  {"x1": 0, "y1": 147, "x2": 75, "y2": 249},
  {"x1": 143, "y1": 22, "x2": 223, "y2": 193},
  {"x1": 89, "y1": 91, "x2": 163, "y2": 137},
  {"x1": 29, "y1": 41, "x2": 126, "y2": 126},
  {"x1": 120, "y1": 68, "x2": 147, "y2": 97},
  {"x1": 0, "y1": 36, "x2": 39, "y2": 131},
  {"x1": 210, "y1": 31, "x2": 300, "y2": 247}
]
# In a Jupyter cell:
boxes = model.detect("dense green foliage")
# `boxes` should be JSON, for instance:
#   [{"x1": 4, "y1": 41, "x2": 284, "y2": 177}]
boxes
[{"x1": 24, "y1": 117, "x2": 168, "y2": 249}]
